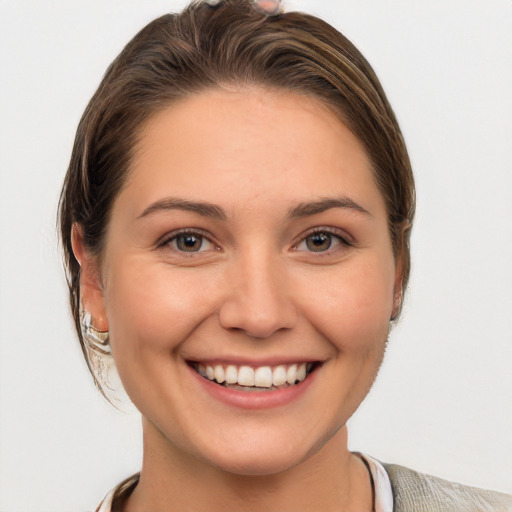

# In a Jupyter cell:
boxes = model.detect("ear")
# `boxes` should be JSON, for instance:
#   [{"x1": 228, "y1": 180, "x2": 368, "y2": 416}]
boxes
[
  {"x1": 71, "y1": 224, "x2": 109, "y2": 332},
  {"x1": 391, "y1": 256, "x2": 404, "y2": 320}
]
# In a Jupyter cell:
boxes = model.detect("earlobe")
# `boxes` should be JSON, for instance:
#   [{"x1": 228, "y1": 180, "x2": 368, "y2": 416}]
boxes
[
  {"x1": 391, "y1": 260, "x2": 404, "y2": 320},
  {"x1": 391, "y1": 285, "x2": 403, "y2": 320},
  {"x1": 71, "y1": 224, "x2": 109, "y2": 332}
]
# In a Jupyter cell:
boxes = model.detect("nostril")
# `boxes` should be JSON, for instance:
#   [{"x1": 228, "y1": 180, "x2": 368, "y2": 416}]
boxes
[{"x1": 218, "y1": 300, "x2": 297, "y2": 338}]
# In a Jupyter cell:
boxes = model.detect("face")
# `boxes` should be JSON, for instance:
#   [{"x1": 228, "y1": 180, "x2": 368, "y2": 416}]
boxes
[{"x1": 78, "y1": 88, "x2": 399, "y2": 476}]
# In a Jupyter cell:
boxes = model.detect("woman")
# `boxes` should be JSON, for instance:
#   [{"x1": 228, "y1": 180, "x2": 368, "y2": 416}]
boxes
[{"x1": 59, "y1": 1, "x2": 512, "y2": 510}]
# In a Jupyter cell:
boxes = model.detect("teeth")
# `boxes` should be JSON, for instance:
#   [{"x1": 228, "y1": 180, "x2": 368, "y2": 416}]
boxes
[
  {"x1": 197, "y1": 362, "x2": 313, "y2": 389},
  {"x1": 272, "y1": 365, "x2": 287, "y2": 386},
  {"x1": 238, "y1": 366, "x2": 255, "y2": 386},
  {"x1": 214, "y1": 365, "x2": 225, "y2": 383},
  {"x1": 254, "y1": 366, "x2": 273, "y2": 388},
  {"x1": 296, "y1": 363, "x2": 306, "y2": 382},
  {"x1": 225, "y1": 365, "x2": 238, "y2": 384},
  {"x1": 286, "y1": 364, "x2": 297, "y2": 384}
]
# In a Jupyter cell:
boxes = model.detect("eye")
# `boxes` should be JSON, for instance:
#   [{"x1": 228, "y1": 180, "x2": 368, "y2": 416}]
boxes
[
  {"x1": 294, "y1": 229, "x2": 349, "y2": 253},
  {"x1": 160, "y1": 230, "x2": 216, "y2": 253},
  {"x1": 305, "y1": 232, "x2": 333, "y2": 252}
]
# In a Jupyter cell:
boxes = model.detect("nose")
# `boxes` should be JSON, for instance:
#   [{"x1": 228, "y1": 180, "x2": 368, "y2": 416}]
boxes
[{"x1": 218, "y1": 250, "x2": 297, "y2": 339}]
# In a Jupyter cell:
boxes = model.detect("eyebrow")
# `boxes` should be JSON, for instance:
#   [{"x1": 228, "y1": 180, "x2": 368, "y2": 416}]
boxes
[
  {"x1": 287, "y1": 197, "x2": 371, "y2": 219},
  {"x1": 137, "y1": 196, "x2": 370, "y2": 222},
  {"x1": 138, "y1": 198, "x2": 227, "y2": 221}
]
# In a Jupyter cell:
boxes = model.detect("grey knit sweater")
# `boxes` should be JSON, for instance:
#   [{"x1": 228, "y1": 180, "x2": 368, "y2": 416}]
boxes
[{"x1": 384, "y1": 463, "x2": 512, "y2": 512}]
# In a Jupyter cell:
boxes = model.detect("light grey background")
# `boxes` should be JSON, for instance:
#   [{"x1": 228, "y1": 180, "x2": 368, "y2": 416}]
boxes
[{"x1": 1, "y1": 1, "x2": 511, "y2": 510}]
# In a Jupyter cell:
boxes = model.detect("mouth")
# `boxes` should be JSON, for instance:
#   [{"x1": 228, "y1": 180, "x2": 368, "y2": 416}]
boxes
[{"x1": 188, "y1": 361, "x2": 321, "y2": 391}]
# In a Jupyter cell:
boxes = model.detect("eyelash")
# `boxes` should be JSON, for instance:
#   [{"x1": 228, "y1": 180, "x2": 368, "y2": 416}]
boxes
[
  {"x1": 157, "y1": 228, "x2": 218, "y2": 254},
  {"x1": 292, "y1": 227, "x2": 352, "y2": 254},
  {"x1": 158, "y1": 226, "x2": 351, "y2": 256}
]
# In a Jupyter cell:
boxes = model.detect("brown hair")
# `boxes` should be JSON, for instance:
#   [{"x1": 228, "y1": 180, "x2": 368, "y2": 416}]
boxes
[{"x1": 59, "y1": 0, "x2": 415, "y2": 394}]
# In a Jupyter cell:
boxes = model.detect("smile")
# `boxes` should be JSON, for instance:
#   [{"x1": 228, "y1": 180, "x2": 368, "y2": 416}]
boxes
[{"x1": 191, "y1": 362, "x2": 317, "y2": 391}]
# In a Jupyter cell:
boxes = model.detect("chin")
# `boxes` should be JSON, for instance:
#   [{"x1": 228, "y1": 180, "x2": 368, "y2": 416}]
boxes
[
  {"x1": 207, "y1": 447, "x2": 309, "y2": 477},
  {"x1": 191, "y1": 422, "x2": 340, "y2": 478}
]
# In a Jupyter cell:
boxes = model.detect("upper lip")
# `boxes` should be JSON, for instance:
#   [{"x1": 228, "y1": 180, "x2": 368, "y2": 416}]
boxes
[{"x1": 186, "y1": 358, "x2": 322, "y2": 366}]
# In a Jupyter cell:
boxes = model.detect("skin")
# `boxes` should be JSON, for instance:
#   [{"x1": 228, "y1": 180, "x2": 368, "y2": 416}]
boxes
[{"x1": 73, "y1": 88, "x2": 401, "y2": 511}]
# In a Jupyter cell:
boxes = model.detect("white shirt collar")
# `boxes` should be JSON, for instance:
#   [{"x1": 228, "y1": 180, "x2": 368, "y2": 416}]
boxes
[{"x1": 358, "y1": 453, "x2": 394, "y2": 512}]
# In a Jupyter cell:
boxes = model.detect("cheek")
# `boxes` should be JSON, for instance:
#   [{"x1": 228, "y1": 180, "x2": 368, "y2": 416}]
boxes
[
  {"x1": 298, "y1": 257, "x2": 395, "y2": 351},
  {"x1": 104, "y1": 259, "x2": 222, "y2": 352}
]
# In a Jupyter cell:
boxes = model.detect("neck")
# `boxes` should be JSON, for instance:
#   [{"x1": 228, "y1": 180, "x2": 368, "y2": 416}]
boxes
[{"x1": 125, "y1": 420, "x2": 372, "y2": 512}]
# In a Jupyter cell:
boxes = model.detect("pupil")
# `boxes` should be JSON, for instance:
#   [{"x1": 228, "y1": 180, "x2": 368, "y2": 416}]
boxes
[
  {"x1": 306, "y1": 233, "x2": 331, "y2": 252},
  {"x1": 177, "y1": 235, "x2": 201, "y2": 252}
]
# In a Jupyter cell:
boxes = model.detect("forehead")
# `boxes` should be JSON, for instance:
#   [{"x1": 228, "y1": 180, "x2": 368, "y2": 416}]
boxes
[{"x1": 122, "y1": 87, "x2": 386, "y2": 219}]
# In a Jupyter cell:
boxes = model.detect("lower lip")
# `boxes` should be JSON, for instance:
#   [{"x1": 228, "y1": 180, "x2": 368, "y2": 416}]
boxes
[{"x1": 188, "y1": 365, "x2": 318, "y2": 410}]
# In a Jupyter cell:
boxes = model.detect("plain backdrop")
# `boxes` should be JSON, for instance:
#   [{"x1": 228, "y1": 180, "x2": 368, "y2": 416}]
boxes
[{"x1": 1, "y1": 1, "x2": 511, "y2": 510}]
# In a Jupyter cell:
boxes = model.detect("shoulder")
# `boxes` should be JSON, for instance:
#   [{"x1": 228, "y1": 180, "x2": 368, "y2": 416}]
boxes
[{"x1": 383, "y1": 463, "x2": 512, "y2": 512}]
